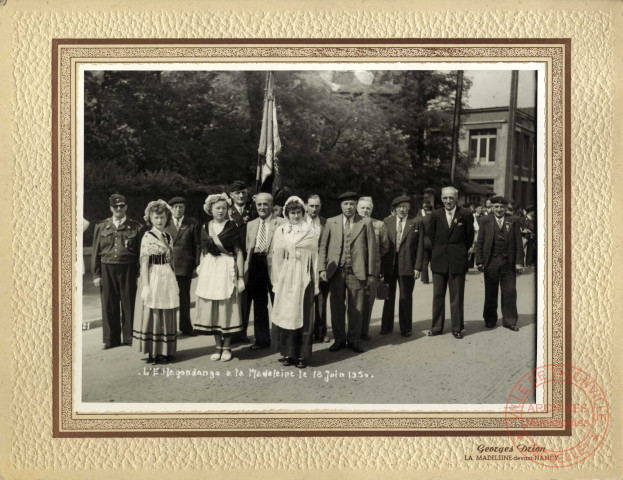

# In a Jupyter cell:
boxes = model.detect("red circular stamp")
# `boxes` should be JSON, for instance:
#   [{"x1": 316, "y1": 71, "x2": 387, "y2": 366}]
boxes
[{"x1": 504, "y1": 364, "x2": 609, "y2": 468}]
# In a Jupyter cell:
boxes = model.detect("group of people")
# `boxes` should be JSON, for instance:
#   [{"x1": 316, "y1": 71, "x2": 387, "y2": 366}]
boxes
[{"x1": 91, "y1": 182, "x2": 532, "y2": 369}]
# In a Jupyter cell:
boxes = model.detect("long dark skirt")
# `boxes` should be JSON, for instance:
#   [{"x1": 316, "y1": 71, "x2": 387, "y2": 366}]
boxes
[{"x1": 272, "y1": 282, "x2": 315, "y2": 361}]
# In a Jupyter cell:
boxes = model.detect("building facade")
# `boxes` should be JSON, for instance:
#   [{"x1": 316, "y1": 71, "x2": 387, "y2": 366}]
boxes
[{"x1": 459, "y1": 106, "x2": 536, "y2": 208}]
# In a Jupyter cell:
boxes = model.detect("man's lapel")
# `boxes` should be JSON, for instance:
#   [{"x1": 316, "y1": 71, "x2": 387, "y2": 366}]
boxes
[
  {"x1": 248, "y1": 218, "x2": 259, "y2": 248},
  {"x1": 400, "y1": 218, "x2": 415, "y2": 246},
  {"x1": 349, "y1": 214, "x2": 364, "y2": 243},
  {"x1": 165, "y1": 223, "x2": 178, "y2": 243},
  {"x1": 448, "y1": 209, "x2": 458, "y2": 234},
  {"x1": 502, "y1": 215, "x2": 511, "y2": 242},
  {"x1": 386, "y1": 217, "x2": 397, "y2": 243},
  {"x1": 266, "y1": 216, "x2": 279, "y2": 247},
  {"x1": 335, "y1": 216, "x2": 344, "y2": 248}
]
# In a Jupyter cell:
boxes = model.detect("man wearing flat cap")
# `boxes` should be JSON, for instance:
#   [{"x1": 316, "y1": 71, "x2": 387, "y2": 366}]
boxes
[
  {"x1": 475, "y1": 196, "x2": 525, "y2": 331},
  {"x1": 380, "y1": 195, "x2": 420, "y2": 337},
  {"x1": 228, "y1": 180, "x2": 255, "y2": 343},
  {"x1": 426, "y1": 186, "x2": 475, "y2": 339},
  {"x1": 91, "y1": 194, "x2": 143, "y2": 349},
  {"x1": 318, "y1": 192, "x2": 379, "y2": 353},
  {"x1": 165, "y1": 196, "x2": 200, "y2": 336}
]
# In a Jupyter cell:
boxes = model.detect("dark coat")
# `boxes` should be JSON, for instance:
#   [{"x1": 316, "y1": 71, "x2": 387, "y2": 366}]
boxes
[
  {"x1": 475, "y1": 214, "x2": 525, "y2": 267},
  {"x1": 381, "y1": 215, "x2": 419, "y2": 277},
  {"x1": 428, "y1": 207, "x2": 475, "y2": 275},
  {"x1": 164, "y1": 216, "x2": 200, "y2": 277}
]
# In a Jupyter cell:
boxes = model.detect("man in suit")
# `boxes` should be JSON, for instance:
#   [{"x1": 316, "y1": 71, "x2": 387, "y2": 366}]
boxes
[
  {"x1": 475, "y1": 196, "x2": 525, "y2": 331},
  {"x1": 306, "y1": 194, "x2": 330, "y2": 343},
  {"x1": 318, "y1": 192, "x2": 379, "y2": 353},
  {"x1": 423, "y1": 186, "x2": 475, "y2": 339},
  {"x1": 244, "y1": 192, "x2": 285, "y2": 350},
  {"x1": 92, "y1": 194, "x2": 142, "y2": 349},
  {"x1": 228, "y1": 180, "x2": 254, "y2": 343},
  {"x1": 357, "y1": 196, "x2": 390, "y2": 340},
  {"x1": 165, "y1": 196, "x2": 200, "y2": 336},
  {"x1": 380, "y1": 196, "x2": 420, "y2": 337},
  {"x1": 417, "y1": 203, "x2": 433, "y2": 284}
]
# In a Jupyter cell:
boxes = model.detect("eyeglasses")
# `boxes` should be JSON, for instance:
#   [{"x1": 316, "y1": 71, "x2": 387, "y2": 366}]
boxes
[{"x1": 112, "y1": 204, "x2": 126, "y2": 209}]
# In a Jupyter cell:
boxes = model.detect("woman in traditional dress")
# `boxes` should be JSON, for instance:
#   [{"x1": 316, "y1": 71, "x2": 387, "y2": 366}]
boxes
[
  {"x1": 133, "y1": 199, "x2": 179, "y2": 365},
  {"x1": 194, "y1": 193, "x2": 245, "y2": 362},
  {"x1": 271, "y1": 196, "x2": 319, "y2": 368}
]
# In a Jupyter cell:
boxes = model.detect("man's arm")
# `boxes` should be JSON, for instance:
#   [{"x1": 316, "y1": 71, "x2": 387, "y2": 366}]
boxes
[
  {"x1": 318, "y1": 220, "x2": 330, "y2": 281},
  {"x1": 378, "y1": 222, "x2": 390, "y2": 259},
  {"x1": 91, "y1": 222, "x2": 102, "y2": 286},
  {"x1": 475, "y1": 219, "x2": 485, "y2": 267},
  {"x1": 428, "y1": 212, "x2": 437, "y2": 249},
  {"x1": 465, "y1": 212, "x2": 475, "y2": 248},
  {"x1": 514, "y1": 218, "x2": 525, "y2": 268},
  {"x1": 366, "y1": 220, "x2": 379, "y2": 278}
]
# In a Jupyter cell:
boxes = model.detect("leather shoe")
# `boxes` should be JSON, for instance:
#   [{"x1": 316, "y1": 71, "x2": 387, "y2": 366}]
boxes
[
  {"x1": 278, "y1": 356, "x2": 286, "y2": 363},
  {"x1": 182, "y1": 330, "x2": 198, "y2": 337},
  {"x1": 349, "y1": 343, "x2": 364, "y2": 353},
  {"x1": 250, "y1": 344, "x2": 269, "y2": 351},
  {"x1": 452, "y1": 332, "x2": 464, "y2": 339},
  {"x1": 360, "y1": 334, "x2": 372, "y2": 341},
  {"x1": 329, "y1": 342, "x2": 346, "y2": 352},
  {"x1": 282, "y1": 357, "x2": 294, "y2": 366},
  {"x1": 379, "y1": 330, "x2": 392, "y2": 335},
  {"x1": 401, "y1": 332, "x2": 412, "y2": 338},
  {"x1": 504, "y1": 325, "x2": 519, "y2": 332},
  {"x1": 102, "y1": 344, "x2": 112, "y2": 350},
  {"x1": 427, "y1": 331, "x2": 442, "y2": 337},
  {"x1": 485, "y1": 322, "x2": 496, "y2": 328},
  {"x1": 295, "y1": 358, "x2": 307, "y2": 369}
]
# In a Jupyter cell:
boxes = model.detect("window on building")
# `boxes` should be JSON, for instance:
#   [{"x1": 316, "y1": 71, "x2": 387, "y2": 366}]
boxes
[{"x1": 469, "y1": 129, "x2": 497, "y2": 163}]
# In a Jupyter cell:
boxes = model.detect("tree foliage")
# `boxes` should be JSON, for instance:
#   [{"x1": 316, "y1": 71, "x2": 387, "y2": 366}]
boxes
[{"x1": 84, "y1": 69, "x2": 473, "y2": 221}]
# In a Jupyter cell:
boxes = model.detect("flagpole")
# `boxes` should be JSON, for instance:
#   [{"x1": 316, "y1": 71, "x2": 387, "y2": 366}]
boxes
[
  {"x1": 450, "y1": 70, "x2": 463, "y2": 186},
  {"x1": 256, "y1": 72, "x2": 271, "y2": 194}
]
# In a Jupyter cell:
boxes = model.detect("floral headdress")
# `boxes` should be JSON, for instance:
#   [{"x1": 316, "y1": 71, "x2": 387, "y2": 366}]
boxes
[
  {"x1": 283, "y1": 195, "x2": 307, "y2": 213},
  {"x1": 143, "y1": 199, "x2": 172, "y2": 224},
  {"x1": 204, "y1": 193, "x2": 232, "y2": 216}
]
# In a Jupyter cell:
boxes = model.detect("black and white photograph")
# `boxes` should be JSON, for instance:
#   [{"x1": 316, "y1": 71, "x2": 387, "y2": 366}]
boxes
[{"x1": 77, "y1": 64, "x2": 543, "y2": 409}]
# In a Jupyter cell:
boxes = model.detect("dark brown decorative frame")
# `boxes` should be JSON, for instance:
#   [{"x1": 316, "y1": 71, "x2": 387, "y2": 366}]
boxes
[{"x1": 52, "y1": 39, "x2": 570, "y2": 437}]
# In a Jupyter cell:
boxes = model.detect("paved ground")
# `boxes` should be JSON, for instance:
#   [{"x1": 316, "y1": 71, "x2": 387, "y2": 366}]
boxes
[{"x1": 81, "y1": 268, "x2": 537, "y2": 405}]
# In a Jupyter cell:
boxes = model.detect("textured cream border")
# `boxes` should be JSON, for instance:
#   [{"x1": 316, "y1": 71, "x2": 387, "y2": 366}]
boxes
[
  {"x1": 2, "y1": 2, "x2": 622, "y2": 478},
  {"x1": 55, "y1": 42, "x2": 562, "y2": 435}
]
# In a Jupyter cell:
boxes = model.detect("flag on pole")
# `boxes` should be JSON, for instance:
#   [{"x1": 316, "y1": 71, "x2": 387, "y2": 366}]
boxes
[{"x1": 257, "y1": 72, "x2": 282, "y2": 194}]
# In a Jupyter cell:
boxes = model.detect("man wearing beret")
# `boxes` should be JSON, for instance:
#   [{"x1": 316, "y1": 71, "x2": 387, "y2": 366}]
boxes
[
  {"x1": 381, "y1": 195, "x2": 420, "y2": 337},
  {"x1": 228, "y1": 180, "x2": 255, "y2": 344},
  {"x1": 475, "y1": 196, "x2": 525, "y2": 331},
  {"x1": 318, "y1": 192, "x2": 379, "y2": 353},
  {"x1": 165, "y1": 196, "x2": 200, "y2": 336},
  {"x1": 91, "y1": 194, "x2": 143, "y2": 349},
  {"x1": 425, "y1": 186, "x2": 475, "y2": 339}
]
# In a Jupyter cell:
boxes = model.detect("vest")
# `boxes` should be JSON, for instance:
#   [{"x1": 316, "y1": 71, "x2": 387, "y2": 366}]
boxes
[{"x1": 491, "y1": 220, "x2": 508, "y2": 260}]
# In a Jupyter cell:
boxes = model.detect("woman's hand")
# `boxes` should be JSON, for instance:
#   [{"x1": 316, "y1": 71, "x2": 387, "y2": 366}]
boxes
[{"x1": 237, "y1": 277, "x2": 246, "y2": 293}]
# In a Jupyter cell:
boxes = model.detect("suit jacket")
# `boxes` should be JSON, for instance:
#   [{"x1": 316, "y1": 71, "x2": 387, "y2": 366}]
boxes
[
  {"x1": 428, "y1": 207, "x2": 475, "y2": 275},
  {"x1": 371, "y1": 218, "x2": 390, "y2": 260},
  {"x1": 318, "y1": 214, "x2": 380, "y2": 282},
  {"x1": 382, "y1": 215, "x2": 419, "y2": 277},
  {"x1": 164, "y1": 216, "x2": 200, "y2": 277},
  {"x1": 475, "y1": 214, "x2": 525, "y2": 267},
  {"x1": 244, "y1": 215, "x2": 286, "y2": 283}
]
